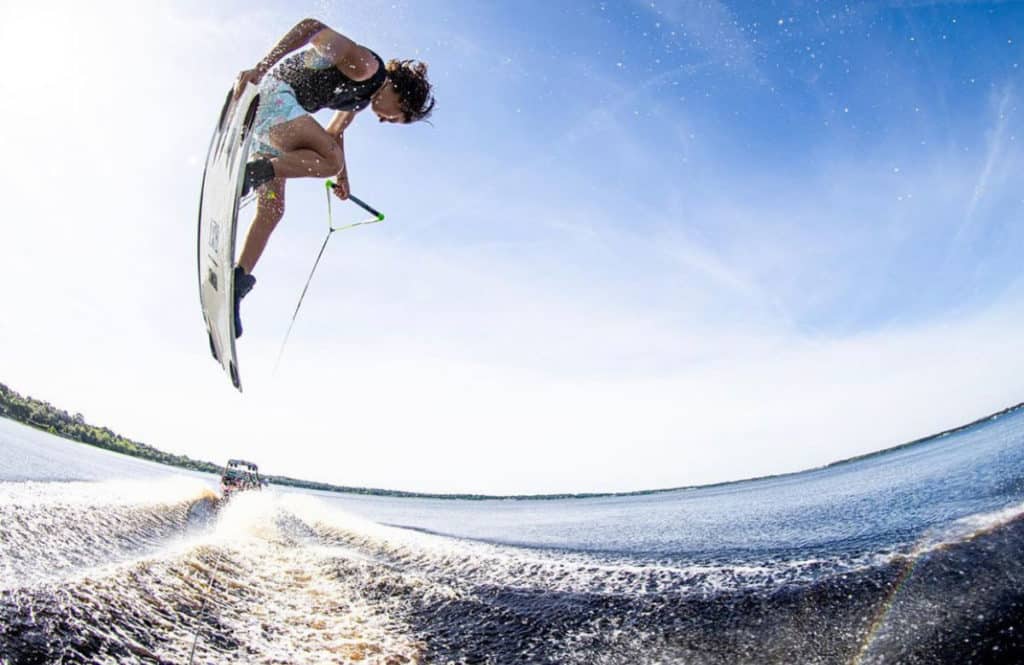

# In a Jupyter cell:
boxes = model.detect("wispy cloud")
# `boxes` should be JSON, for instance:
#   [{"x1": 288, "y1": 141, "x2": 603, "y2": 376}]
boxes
[
  {"x1": 633, "y1": 0, "x2": 762, "y2": 79},
  {"x1": 957, "y1": 84, "x2": 1016, "y2": 242}
]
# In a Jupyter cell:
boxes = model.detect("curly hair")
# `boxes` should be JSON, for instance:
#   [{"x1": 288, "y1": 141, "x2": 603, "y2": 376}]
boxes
[{"x1": 385, "y1": 59, "x2": 435, "y2": 123}]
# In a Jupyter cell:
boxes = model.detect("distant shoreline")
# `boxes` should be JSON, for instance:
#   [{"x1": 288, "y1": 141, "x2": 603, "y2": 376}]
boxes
[{"x1": 2, "y1": 380, "x2": 1021, "y2": 501}]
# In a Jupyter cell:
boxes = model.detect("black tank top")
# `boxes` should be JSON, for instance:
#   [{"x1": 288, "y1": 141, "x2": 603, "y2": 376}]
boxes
[{"x1": 274, "y1": 49, "x2": 387, "y2": 113}]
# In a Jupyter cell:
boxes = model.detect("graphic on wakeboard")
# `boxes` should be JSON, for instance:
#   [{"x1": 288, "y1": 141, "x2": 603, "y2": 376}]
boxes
[{"x1": 197, "y1": 84, "x2": 261, "y2": 391}]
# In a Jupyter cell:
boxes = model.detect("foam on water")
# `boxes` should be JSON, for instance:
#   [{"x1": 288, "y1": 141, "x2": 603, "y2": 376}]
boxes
[
  {"x1": 0, "y1": 479, "x2": 216, "y2": 590},
  {"x1": 2, "y1": 489, "x2": 427, "y2": 663}
]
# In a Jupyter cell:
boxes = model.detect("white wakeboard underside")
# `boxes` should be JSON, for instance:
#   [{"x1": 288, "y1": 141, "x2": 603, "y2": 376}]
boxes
[{"x1": 197, "y1": 83, "x2": 260, "y2": 391}]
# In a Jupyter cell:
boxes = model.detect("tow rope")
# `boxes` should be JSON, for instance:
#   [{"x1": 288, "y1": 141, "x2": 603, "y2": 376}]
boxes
[{"x1": 274, "y1": 181, "x2": 385, "y2": 373}]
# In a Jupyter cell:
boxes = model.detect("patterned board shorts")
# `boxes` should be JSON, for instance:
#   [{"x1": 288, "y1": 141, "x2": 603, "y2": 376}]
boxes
[{"x1": 251, "y1": 77, "x2": 308, "y2": 157}]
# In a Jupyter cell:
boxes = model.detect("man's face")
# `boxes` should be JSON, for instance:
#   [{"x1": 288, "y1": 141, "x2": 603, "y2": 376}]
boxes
[{"x1": 372, "y1": 84, "x2": 407, "y2": 124}]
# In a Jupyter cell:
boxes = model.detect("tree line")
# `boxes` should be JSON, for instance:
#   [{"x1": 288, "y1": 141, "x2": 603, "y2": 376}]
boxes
[
  {"x1": 0, "y1": 381, "x2": 499, "y2": 498},
  {"x1": 0, "y1": 381, "x2": 222, "y2": 474}
]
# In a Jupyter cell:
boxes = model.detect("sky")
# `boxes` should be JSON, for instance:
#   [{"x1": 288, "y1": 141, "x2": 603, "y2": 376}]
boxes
[{"x1": 0, "y1": 0, "x2": 1022, "y2": 495}]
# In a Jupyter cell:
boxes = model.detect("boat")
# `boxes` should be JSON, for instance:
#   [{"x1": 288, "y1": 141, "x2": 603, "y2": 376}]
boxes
[{"x1": 220, "y1": 459, "x2": 264, "y2": 498}]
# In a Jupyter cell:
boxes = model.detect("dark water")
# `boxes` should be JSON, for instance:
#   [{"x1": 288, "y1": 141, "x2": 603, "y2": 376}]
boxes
[{"x1": 1, "y1": 412, "x2": 1023, "y2": 664}]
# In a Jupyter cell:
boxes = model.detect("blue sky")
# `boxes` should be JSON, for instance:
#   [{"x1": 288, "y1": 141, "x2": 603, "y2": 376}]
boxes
[
  {"x1": 0, "y1": 0, "x2": 1022, "y2": 493},
  {"x1": 353, "y1": 0, "x2": 1024, "y2": 334}
]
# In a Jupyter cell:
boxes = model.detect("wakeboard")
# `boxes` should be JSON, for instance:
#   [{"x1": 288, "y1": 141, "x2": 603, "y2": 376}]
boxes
[{"x1": 197, "y1": 83, "x2": 261, "y2": 391}]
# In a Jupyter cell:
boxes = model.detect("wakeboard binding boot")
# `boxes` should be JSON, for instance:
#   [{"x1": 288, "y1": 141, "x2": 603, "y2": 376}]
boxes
[{"x1": 233, "y1": 266, "x2": 256, "y2": 338}]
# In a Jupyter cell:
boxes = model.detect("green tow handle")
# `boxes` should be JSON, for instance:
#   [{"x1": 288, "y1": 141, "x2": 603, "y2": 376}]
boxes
[{"x1": 326, "y1": 180, "x2": 385, "y2": 221}]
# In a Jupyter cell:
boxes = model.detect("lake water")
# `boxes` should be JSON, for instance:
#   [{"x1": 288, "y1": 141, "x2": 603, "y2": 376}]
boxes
[{"x1": 2, "y1": 412, "x2": 1023, "y2": 663}]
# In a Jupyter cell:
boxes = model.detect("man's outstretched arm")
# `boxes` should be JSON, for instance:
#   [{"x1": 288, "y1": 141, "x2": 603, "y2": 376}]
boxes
[{"x1": 234, "y1": 18, "x2": 330, "y2": 95}]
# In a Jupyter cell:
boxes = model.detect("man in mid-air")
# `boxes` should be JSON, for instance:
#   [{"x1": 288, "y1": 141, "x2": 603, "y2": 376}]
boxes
[{"x1": 231, "y1": 18, "x2": 435, "y2": 337}]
